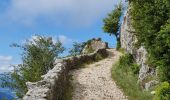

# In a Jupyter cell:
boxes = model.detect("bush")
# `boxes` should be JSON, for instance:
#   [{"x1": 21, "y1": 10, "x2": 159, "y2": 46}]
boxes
[
  {"x1": 154, "y1": 82, "x2": 170, "y2": 100},
  {"x1": 130, "y1": 0, "x2": 170, "y2": 82}
]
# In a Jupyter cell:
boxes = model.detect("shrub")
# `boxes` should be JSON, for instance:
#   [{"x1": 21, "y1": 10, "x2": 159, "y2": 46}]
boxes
[
  {"x1": 130, "y1": 0, "x2": 170, "y2": 82},
  {"x1": 154, "y1": 82, "x2": 170, "y2": 100}
]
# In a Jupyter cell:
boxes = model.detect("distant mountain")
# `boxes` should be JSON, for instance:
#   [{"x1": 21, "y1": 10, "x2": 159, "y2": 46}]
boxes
[
  {"x1": 0, "y1": 92, "x2": 14, "y2": 100},
  {"x1": 0, "y1": 73, "x2": 16, "y2": 100}
]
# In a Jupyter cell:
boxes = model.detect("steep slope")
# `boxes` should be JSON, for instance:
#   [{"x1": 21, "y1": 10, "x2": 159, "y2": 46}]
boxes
[{"x1": 70, "y1": 49, "x2": 127, "y2": 100}]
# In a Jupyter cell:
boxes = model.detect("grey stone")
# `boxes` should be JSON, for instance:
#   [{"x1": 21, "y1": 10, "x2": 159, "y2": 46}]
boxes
[
  {"x1": 82, "y1": 38, "x2": 108, "y2": 54},
  {"x1": 23, "y1": 48, "x2": 108, "y2": 100},
  {"x1": 120, "y1": 7, "x2": 156, "y2": 84},
  {"x1": 145, "y1": 80, "x2": 159, "y2": 91}
]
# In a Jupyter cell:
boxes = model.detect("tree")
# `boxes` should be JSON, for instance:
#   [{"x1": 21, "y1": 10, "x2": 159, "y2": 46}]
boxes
[
  {"x1": 1, "y1": 35, "x2": 65, "y2": 98},
  {"x1": 103, "y1": 3, "x2": 122, "y2": 49},
  {"x1": 69, "y1": 42, "x2": 85, "y2": 56}
]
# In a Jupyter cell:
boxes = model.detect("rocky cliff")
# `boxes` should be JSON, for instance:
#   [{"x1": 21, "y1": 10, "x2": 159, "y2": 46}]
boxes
[{"x1": 120, "y1": 7, "x2": 157, "y2": 90}]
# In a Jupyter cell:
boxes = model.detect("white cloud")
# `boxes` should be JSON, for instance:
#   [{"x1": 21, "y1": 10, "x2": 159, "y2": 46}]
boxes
[
  {"x1": 0, "y1": 56, "x2": 13, "y2": 73},
  {"x1": 0, "y1": 56, "x2": 12, "y2": 62},
  {"x1": 0, "y1": 0, "x2": 121, "y2": 27},
  {"x1": 58, "y1": 35, "x2": 72, "y2": 44},
  {"x1": 0, "y1": 64, "x2": 14, "y2": 73}
]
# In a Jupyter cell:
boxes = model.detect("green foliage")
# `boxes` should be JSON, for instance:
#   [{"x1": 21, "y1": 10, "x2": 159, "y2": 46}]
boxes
[
  {"x1": 82, "y1": 40, "x2": 95, "y2": 54},
  {"x1": 112, "y1": 53, "x2": 152, "y2": 100},
  {"x1": 103, "y1": 3, "x2": 122, "y2": 37},
  {"x1": 130, "y1": 0, "x2": 170, "y2": 82},
  {"x1": 1, "y1": 35, "x2": 65, "y2": 98},
  {"x1": 85, "y1": 46, "x2": 94, "y2": 53},
  {"x1": 116, "y1": 40, "x2": 121, "y2": 50},
  {"x1": 128, "y1": 1, "x2": 170, "y2": 98},
  {"x1": 118, "y1": 48, "x2": 126, "y2": 54},
  {"x1": 131, "y1": 63, "x2": 140, "y2": 74},
  {"x1": 119, "y1": 53, "x2": 133, "y2": 68},
  {"x1": 103, "y1": 3, "x2": 122, "y2": 47},
  {"x1": 69, "y1": 42, "x2": 85, "y2": 56},
  {"x1": 63, "y1": 75, "x2": 74, "y2": 100},
  {"x1": 94, "y1": 53, "x2": 103, "y2": 61},
  {"x1": 154, "y1": 82, "x2": 170, "y2": 100}
]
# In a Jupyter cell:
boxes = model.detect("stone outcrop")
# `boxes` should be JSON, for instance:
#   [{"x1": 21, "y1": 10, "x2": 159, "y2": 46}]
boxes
[
  {"x1": 23, "y1": 47, "x2": 108, "y2": 100},
  {"x1": 82, "y1": 38, "x2": 108, "y2": 54},
  {"x1": 120, "y1": 7, "x2": 156, "y2": 89}
]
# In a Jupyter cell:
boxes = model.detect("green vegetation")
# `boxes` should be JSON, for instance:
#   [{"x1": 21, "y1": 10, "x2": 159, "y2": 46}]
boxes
[
  {"x1": 103, "y1": 3, "x2": 122, "y2": 49},
  {"x1": 69, "y1": 42, "x2": 85, "y2": 56},
  {"x1": 63, "y1": 75, "x2": 74, "y2": 100},
  {"x1": 94, "y1": 53, "x2": 104, "y2": 61},
  {"x1": 84, "y1": 40, "x2": 95, "y2": 53},
  {"x1": 112, "y1": 53, "x2": 152, "y2": 100},
  {"x1": 129, "y1": 0, "x2": 170, "y2": 82},
  {"x1": 0, "y1": 35, "x2": 65, "y2": 98},
  {"x1": 154, "y1": 82, "x2": 170, "y2": 100}
]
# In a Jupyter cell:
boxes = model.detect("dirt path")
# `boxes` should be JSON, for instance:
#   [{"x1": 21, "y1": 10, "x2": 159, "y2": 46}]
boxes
[{"x1": 69, "y1": 49, "x2": 127, "y2": 100}]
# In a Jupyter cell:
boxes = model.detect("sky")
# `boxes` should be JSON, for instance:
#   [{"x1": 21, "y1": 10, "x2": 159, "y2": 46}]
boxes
[{"x1": 0, "y1": 0, "x2": 122, "y2": 73}]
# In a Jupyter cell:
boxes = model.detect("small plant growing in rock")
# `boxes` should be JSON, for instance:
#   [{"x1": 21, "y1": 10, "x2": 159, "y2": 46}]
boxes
[
  {"x1": 95, "y1": 53, "x2": 103, "y2": 61},
  {"x1": 154, "y1": 82, "x2": 170, "y2": 100}
]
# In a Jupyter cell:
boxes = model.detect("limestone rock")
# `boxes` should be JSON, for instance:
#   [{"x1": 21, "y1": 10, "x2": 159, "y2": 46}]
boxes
[
  {"x1": 120, "y1": 7, "x2": 156, "y2": 84},
  {"x1": 82, "y1": 38, "x2": 108, "y2": 54},
  {"x1": 145, "y1": 80, "x2": 159, "y2": 91}
]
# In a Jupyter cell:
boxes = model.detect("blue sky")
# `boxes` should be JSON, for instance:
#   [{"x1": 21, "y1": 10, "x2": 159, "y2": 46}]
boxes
[{"x1": 0, "y1": 0, "x2": 122, "y2": 73}]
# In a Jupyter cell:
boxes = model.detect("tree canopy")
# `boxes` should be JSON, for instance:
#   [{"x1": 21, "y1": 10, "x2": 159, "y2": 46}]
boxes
[{"x1": 103, "y1": 3, "x2": 122, "y2": 40}]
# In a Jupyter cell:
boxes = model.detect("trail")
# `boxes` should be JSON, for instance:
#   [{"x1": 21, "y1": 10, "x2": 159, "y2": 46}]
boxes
[{"x1": 69, "y1": 49, "x2": 127, "y2": 100}]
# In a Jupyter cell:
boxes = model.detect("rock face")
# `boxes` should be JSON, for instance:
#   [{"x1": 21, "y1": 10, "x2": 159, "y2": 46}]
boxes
[
  {"x1": 145, "y1": 80, "x2": 159, "y2": 91},
  {"x1": 120, "y1": 7, "x2": 156, "y2": 89},
  {"x1": 82, "y1": 38, "x2": 108, "y2": 54},
  {"x1": 23, "y1": 48, "x2": 108, "y2": 100}
]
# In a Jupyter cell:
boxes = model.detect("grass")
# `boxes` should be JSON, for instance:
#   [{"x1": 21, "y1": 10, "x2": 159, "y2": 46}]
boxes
[
  {"x1": 111, "y1": 53, "x2": 153, "y2": 100},
  {"x1": 118, "y1": 48, "x2": 126, "y2": 54}
]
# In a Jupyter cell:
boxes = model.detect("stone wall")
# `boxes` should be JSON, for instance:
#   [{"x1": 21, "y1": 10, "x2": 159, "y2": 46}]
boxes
[
  {"x1": 23, "y1": 48, "x2": 108, "y2": 100},
  {"x1": 120, "y1": 7, "x2": 156, "y2": 89}
]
